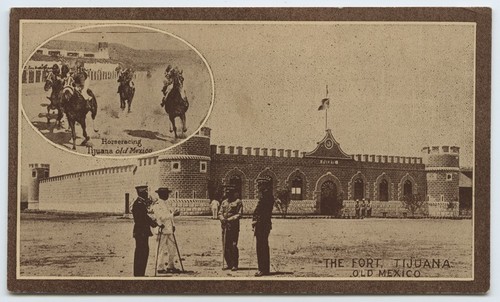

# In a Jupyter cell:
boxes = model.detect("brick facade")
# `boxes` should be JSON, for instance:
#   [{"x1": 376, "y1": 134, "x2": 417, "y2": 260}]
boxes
[
  {"x1": 211, "y1": 129, "x2": 429, "y2": 215},
  {"x1": 32, "y1": 127, "x2": 462, "y2": 217}
]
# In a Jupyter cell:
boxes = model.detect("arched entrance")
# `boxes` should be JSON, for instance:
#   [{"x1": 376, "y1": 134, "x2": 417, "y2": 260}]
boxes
[
  {"x1": 403, "y1": 179, "x2": 413, "y2": 198},
  {"x1": 379, "y1": 179, "x2": 389, "y2": 201},
  {"x1": 354, "y1": 178, "x2": 364, "y2": 200},
  {"x1": 320, "y1": 181, "x2": 340, "y2": 215},
  {"x1": 229, "y1": 175, "x2": 242, "y2": 199}
]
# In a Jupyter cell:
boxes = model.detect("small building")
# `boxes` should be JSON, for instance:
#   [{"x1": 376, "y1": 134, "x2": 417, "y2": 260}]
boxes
[{"x1": 36, "y1": 40, "x2": 110, "y2": 60}]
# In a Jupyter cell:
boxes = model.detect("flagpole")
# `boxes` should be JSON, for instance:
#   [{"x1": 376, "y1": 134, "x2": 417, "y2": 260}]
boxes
[
  {"x1": 325, "y1": 85, "x2": 329, "y2": 130},
  {"x1": 326, "y1": 108, "x2": 328, "y2": 130}
]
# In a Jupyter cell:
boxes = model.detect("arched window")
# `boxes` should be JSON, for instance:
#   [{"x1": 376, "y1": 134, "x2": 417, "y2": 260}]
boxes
[
  {"x1": 291, "y1": 176, "x2": 303, "y2": 200},
  {"x1": 379, "y1": 179, "x2": 389, "y2": 201},
  {"x1": 403, "y1": 179, "x2": 413, "y2": 198},
  {"x1": 229, "y1": 175, "x2": 242, "y2": 199},
  {"x1": 354, "y1": 178, "x2": 364, "y2": 200}
]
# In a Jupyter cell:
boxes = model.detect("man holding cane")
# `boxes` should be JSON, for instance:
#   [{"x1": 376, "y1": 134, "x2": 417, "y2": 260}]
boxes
[
  {"x1": 218, "y1": 185, "x2": 243, "y2": 271},
  {"x1": 152, "y1": 187, "x2": 181, "y2": 274}
]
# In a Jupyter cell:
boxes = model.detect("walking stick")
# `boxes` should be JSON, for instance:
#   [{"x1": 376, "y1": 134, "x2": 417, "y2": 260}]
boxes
[
  {"x1": 222, "y1": 224, "x2": 226, "y2": 269},
  {"x1": 154, "y1": 228, "x2": 162, "y2": 277},
  {"x1": 172, "y1": 229, "x2": 185, "y2": 272}
]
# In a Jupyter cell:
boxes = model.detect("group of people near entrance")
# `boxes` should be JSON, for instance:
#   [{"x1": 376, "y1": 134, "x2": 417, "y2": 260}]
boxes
[
  {"x1": 131, "y1": 175, "x2": 275, "y2": 277},
  {"x1": 354, "y1": 199, "x2": 372, "y2": 219}
]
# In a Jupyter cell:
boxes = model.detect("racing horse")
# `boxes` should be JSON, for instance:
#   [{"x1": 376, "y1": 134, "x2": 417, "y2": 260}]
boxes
[
  {"x1": 43, "y1": 72, "x2": 65, "y2": 128},
  {"x1": 117, "y1": 70, "x2": 135, "y2": 113},
  {"x1": 61, "y1": 83, "x2": 98, "y2": 150},
  {"x1": 161, "y1": 68, "x2": 189, "y2": 139}
]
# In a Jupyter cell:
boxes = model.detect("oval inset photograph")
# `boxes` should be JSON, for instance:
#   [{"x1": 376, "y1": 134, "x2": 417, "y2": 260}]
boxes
[{"x1": 21, "y1": 24, "x2": 214, "y2": 157}]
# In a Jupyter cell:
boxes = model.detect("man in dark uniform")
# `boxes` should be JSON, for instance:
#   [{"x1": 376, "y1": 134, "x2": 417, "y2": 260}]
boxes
[
  {"x1": 132, "y1": 185, "x2": 160, "y2": 277},
  {"x1": 218, "y1": 185, "x2": 243, "y2": 271},
  {"x1": 252, "y1": 176, "x2": 275, "y2": 277}
]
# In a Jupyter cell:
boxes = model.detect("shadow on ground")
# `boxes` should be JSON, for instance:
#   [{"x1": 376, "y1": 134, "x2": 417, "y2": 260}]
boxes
[
  {"x1": 124, "y1": 129, "x2": 169, "y2": 142},
  {"x1": 32, "y1": 121, "x2": 73, "y2": 147}
]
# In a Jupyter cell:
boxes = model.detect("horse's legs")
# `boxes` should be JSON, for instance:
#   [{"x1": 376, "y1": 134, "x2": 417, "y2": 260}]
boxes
[
  {"x1": 56, "y1": 107, "x2": 64, "y2": 129},
  {"x1": 69, "y1": 119, "x2": 76, "y2": 150},
  {"x1": 169, "y1": 115, "x2": 178, "y2": 139},
  {"x1": 169, "y1": 113, "x2": 174, "y2": 133},
  {"x1": 181, "y1": 114, "x2": 187, "y2": 133},
  {"x1": 127, "y1": 98, "x2": 132, "y2": 113},
  {"x1": 46, "y1": 106, "x2": 51, "y2": 125},
  {"x1": 80, "y1": 118, "x2": 90, "y2": 146}
]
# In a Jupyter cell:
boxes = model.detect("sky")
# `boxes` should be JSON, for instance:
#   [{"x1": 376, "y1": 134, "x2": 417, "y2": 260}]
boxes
[{"x1": 20, "y1": 21, "x2": 475, "y2": 180}]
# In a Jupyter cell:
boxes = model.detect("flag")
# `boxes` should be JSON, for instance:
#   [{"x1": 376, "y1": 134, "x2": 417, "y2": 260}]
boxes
[{"x1": 318, "y1": 98, "x2": 330, "y2": 111}]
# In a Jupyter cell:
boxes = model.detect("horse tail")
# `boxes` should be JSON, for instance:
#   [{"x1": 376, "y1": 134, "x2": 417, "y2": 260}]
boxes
[
  {"x1": 87, "y1": 89, "x2": 98, "y2": 120},
  {"x1": 91, "y1": 97, "x2": 98, "y2": 120},
  {"x1": 86, "y1": 88, "x2": 95, "y2": 99},
  {"x1": 183, "y1": 91, "x2": 189, "y2": 111}
]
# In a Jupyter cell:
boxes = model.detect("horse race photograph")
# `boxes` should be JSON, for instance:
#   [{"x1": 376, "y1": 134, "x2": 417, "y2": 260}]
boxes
[{"x1": 20, "y1": 24, "x2": 214, "y2": 156}]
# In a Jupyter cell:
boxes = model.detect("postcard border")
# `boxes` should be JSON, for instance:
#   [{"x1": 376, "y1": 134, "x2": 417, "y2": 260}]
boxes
[{"x1": 8, "y1": 7, "x2": 491, "y2": 294}]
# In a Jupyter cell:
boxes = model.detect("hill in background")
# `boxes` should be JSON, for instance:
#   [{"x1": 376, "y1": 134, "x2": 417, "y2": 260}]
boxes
[{"x1": 34, "y1": 40, "x2": 194, "y2": 71}]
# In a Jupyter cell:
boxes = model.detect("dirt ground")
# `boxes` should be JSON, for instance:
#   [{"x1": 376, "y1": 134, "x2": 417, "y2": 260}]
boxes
[
  {"x1": 19, "y1": 212, "x2": 473, "y2": 279},
  {"x1": 21, "y1": 65, "x2": 212, "y2": 156}
]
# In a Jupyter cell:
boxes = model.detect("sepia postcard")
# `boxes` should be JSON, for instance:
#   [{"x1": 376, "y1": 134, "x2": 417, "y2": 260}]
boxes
[{"x1": 8, "y1": 8, "x2": 491, "y2": 294}]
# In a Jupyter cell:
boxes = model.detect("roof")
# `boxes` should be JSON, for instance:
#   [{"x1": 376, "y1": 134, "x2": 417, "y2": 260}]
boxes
[
  {"x1": 303, "y1": 129, "x2": 352, "y2": 160},
  {"x1": 459, "y1": 172, "x2": 472, "y2": 188}
]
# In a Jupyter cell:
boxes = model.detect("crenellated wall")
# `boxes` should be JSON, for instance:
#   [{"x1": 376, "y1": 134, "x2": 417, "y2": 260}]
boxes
[
  {"x1": 32, "y1": 127, "x2": 462, "y2": 217},
  {"x1": 209, "y1": 144, "x2": 427, "y2": 204}
]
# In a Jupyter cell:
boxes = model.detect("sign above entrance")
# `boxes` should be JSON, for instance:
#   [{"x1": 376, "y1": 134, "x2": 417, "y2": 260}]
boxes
[{"x1": 319, "y1": 159, "x2": 339, "y2": 165}]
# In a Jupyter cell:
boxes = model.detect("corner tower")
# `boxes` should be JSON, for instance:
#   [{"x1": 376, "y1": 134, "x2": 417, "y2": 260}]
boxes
[
  {"x1": 422, "y1": 146, "x2": 460, "y2": 204},
  {"x1": 158, "y1": 127, "x2": 211, "y2": 199},
  {"x1": 28, "y1": 163, "x2": 50, "y2": 210}
]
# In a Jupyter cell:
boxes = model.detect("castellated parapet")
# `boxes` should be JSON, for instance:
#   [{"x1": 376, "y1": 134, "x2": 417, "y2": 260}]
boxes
[
  {"x1": 422, "y1": 145, "x2": 460, "y2": 168},
  {"x1": 209, "y1": 143, "x2": 423, "y2": 165}
]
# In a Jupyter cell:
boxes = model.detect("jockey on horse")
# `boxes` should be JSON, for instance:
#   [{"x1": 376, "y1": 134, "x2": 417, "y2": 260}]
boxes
[
  {"x1": 60, "y1": 62, "x2": 94, "y2": 111},
  {"x1": 117, "y1": 67, "x2": 134, "y2": 94},
  {"x1": 59, "y1": 62, "x2": 98, "y2": 150},
  {"x1": 43, "y1": 63, "x2": 65, "y2": 127},
  {"x1": 50, "y1": 63, "x2": 61, "y2": 80},
  {"x1": 116, "y1": 66, "x2": 136, "y2": 112},
  {"x1": 161, "y1": 65, "x2": 187, "y2": 107},
  {"x1": 160, "y1": 65, "x2": 189, "y2": 138}
]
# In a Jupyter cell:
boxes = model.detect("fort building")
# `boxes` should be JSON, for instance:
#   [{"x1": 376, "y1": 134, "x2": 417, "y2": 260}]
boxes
[{"x1": 26, "y1": 127, "x2": 471, "y2": 218}]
